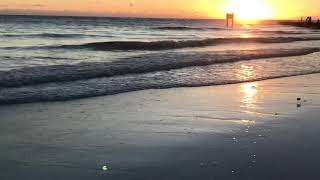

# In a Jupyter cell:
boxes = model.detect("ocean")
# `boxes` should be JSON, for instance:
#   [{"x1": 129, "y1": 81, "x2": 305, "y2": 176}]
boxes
[{"x1": 1, "y1": 15, "x2": 320, "y2": 104}]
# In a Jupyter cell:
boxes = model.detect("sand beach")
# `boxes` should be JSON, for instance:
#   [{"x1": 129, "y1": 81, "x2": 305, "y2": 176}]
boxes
[{"x1": 1, "y1": 74, "x2": 320, "y2": 180}]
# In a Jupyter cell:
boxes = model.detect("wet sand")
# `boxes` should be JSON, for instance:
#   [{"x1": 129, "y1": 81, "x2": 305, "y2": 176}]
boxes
[{"x1": 0, "y1": 74, "x2": 320, "y2": 180}]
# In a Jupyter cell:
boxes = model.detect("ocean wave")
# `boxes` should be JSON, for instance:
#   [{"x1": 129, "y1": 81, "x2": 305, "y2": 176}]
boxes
[
  {"x1": 249, "y1": 30, "x2": 312, "y2": 35},
  {"x1": 151, "y1": 26, "x2": 225, "y2": 31},
  {"x1": 0, "y1": 48, "x2": 318, "y2": 88},
  {"x1": 2, "y1": 33, "x2": 110, "y2": 38},
  {"x1": 1, "y1": 56, "x2": 319, "y2": 105},
  {"x1": 2, "y1": 33, "x2": 82, "y2": 38},
  {"x1": 60, "y1": 37, "x2": 320, "y2": 51},
  {"x1": 151, "y1": 26, "x2": 309, "y2": 35},
  {"x1": 2, "y1": 37, "x2": 320, "y2": 51}
]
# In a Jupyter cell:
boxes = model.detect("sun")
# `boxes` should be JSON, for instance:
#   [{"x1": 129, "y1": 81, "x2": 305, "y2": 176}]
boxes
[{"x1": 226, "y1": 0, "x2": 272, "y2": 22}]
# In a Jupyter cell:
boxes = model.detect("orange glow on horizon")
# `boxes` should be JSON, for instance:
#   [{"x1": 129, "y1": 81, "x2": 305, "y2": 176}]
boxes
[{"x1": 0, "y1": 0, "x2": 319, "y2": 20}]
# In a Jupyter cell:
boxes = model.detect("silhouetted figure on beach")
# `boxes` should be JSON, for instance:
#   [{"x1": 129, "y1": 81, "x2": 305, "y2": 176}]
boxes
[
  {"x1": 306, "y1": 16, "x2": 312, "y2": 23},
  {"x1": 317, "y1": 19, "x2": 320, "y2": 24}
]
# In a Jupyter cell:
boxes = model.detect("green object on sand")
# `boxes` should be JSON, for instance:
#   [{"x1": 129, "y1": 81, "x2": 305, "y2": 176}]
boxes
[{"x1": 102, "y1": 165, "x2": 108, "y2": 171}]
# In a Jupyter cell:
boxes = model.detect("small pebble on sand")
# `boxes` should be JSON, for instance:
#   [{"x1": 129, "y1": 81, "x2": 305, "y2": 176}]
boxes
[{"x1": 102, "y1": 165, "x2": 108, "y2": 171}]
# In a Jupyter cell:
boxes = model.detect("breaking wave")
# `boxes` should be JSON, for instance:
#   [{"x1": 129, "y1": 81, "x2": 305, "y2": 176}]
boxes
[
  {"x1": 151, "y1": 26, "x2": 225, "y2": 31},
  {"x1": 2, "y1": 33, "x2": 112, "y2": 38},
  {"x1": 61, "y1": 37, "x2": 320, "y2": 51},
  {"x1": 3, "y1": 37, "x2": 320, "y2": 51},
  {"x1": 152, "y1": 26, "x2": 312, "y2": 35},
  {"x1": 0, "y1": 48, "x2": 319, "y2": 87},
  {"x1": 1, "y1": 55, "x2": 320, "y2": 105}
]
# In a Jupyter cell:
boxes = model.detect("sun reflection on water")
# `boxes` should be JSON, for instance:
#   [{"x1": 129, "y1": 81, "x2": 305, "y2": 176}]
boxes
[{"x1": 236, "y1": 64, "x2": 254, "y2": 81}]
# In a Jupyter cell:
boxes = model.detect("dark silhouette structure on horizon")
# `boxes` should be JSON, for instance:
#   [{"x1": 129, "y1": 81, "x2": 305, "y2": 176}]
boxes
[
  {"x1": 280, "y1": 15, "x2": 320, "y2": 29},
  {"x1": 226, "y1": 13, "x2": 234, "y2": 28}
]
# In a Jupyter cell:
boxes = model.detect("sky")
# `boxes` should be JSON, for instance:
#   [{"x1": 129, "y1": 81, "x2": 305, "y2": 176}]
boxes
[{"x1": 0, "y1": 0, "x2": 319, "y2": 20}]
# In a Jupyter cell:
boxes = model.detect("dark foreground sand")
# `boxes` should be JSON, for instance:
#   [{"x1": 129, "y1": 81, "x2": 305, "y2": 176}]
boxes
[{"x1": 0, "y1": 74, "x2": 320, "y2": 180}]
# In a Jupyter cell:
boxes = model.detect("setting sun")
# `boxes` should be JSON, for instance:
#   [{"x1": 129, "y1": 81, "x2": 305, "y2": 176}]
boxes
[{"x1": 226, "y1": 0, "x2": 272, "y2": 21}]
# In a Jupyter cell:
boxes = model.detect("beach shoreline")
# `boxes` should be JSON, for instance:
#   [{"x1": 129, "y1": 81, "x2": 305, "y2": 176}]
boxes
[{"x1": 0, "y1": 73, "x2": 320, "y2": 179}]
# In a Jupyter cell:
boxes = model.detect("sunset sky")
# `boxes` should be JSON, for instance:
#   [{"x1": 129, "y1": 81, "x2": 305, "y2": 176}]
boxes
[{"x1": 0, "y1": 0, "x2": 319, "y2": 20}]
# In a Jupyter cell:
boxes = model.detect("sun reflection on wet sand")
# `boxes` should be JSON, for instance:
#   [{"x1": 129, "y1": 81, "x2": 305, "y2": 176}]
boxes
[
  {"x1": 236, "y1": 63, "x2": 259, "y2": 109},
  {"x1": 240, "y1": 33, "x2": 251, "y2": 38},
  {"x1": 231, "y1": 119, "x2": 256, "y2": 125},
  {"x1": 241, "y1": 82, "x2": 258, "y2": 109}
]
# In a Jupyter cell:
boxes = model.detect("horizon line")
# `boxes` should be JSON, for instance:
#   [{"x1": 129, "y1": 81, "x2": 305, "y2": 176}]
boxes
[{"x1": 0, "y1": 13, "x2": 297, "y2": 21}]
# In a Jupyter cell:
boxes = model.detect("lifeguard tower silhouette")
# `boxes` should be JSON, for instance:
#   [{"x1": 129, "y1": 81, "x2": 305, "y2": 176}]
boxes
[{"x1": 226, "y1": 13, "x2": 234, "y2": 28}]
